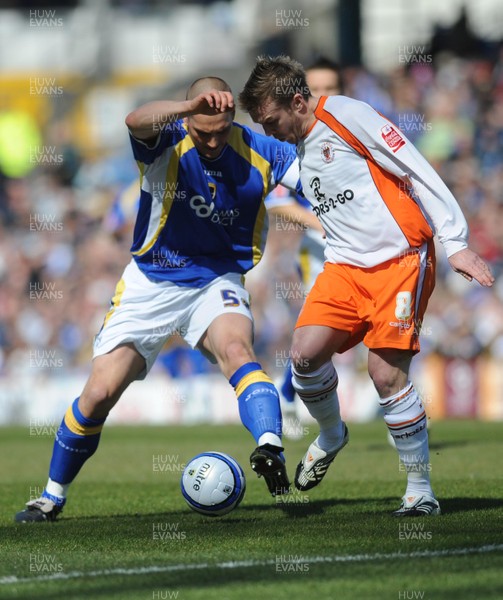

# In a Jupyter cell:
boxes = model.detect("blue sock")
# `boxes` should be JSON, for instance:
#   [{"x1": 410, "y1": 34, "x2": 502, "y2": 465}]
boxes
[
  {"x1": 280, "y1": 362, "x2": 296, "y2": 404},
  {"x1": 46, "y1": 398, "x2": 106, "y2": 489},
  {"x1": 41, "y1": 491, "x2": 67, "y2": 507},
  {"x1": 230, "y1": 362, "x2": 282, "y2": 446}
]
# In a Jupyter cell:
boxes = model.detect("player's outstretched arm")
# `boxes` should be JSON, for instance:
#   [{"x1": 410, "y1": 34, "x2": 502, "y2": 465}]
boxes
[
  {"x1": 268, "y1": 204, "x2": 325, "y2": 235},
  {"x1": 125, "y1": 91, "x2": 234, "y2": 141},
  {"x1": 448, "y1": 248, "x2": 495, "y2": 287}
]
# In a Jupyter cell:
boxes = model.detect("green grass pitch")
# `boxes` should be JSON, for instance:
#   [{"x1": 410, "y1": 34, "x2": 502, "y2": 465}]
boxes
[{"x1": 1, "y1": 421, "x2": 502, "y2": 599}]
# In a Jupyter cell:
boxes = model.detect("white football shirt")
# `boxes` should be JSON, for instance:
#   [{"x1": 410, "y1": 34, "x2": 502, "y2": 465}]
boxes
[{"x1": 297, "y1": 95, "x2": 468, "y2": 268}]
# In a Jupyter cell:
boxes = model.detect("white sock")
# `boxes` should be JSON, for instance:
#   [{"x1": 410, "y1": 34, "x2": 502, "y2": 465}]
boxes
[
  {"x1": 258, "y1": 432, "x2": 283, "y2": 448},
  {"x1": 380, "y1": 382, "x2": 434, "y2": 499},
  {"x1": 292, "y1": 361, "x2": 344, "y2": 452},
  {"x1": 45, "y1": 478, "x2": 70, "y2": 499}
]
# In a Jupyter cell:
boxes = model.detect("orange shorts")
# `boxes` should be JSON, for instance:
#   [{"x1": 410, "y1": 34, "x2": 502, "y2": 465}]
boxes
[{"x1": 295, "y1": 242, "x2": 436, "y2": 353}]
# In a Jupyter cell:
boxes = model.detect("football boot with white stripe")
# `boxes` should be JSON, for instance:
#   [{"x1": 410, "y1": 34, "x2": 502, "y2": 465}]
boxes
[
  {"x1": 294, "y1": 424, "x2": 349, "y2": 491},
  {"x1": 392, "y1": 494, "x2": 441, "y2": 517}
]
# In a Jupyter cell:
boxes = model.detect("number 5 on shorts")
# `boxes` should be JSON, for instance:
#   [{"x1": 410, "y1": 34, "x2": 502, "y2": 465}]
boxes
[{"x1": 221, "y1": 289, "x2": 240, "y2": 307}]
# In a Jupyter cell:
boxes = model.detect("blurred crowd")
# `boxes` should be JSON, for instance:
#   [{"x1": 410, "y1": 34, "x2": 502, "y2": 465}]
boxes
[{"x1": 0, "y1": 54, "x2": 502, "y2": 380}]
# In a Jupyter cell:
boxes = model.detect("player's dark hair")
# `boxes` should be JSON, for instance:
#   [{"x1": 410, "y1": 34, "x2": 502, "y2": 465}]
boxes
[
  {"x1": 238, "y1": 55, "x2": 310, "y2": 115},
  {"x1": 306, "y1": 56, "x2": 344, "y2": 94}
]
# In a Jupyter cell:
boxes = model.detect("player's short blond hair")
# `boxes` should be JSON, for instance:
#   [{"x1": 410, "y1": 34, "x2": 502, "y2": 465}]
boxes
[{"x1": 239, "y1": 55, "x2": 310, "y2": 115}]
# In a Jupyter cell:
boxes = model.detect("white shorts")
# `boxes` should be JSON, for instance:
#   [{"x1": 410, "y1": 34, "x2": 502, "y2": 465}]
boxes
[{"x1": 93, "y1": 260, "x2": 252, "y2": 379}]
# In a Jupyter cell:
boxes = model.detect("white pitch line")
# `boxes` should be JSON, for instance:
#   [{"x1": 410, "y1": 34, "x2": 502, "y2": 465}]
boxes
[{"x1": 1, "y1": 544, "x2": 502, "y2": 586}]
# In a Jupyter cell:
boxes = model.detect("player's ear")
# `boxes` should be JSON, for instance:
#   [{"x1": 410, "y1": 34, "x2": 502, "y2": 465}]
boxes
[{"x1": 292, "y1": 93, "x2": 305, "y2": 113}]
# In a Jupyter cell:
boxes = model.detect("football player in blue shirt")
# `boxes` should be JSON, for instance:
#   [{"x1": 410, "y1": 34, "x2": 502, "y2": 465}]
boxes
[{"x1": 15, "y1": 77, "x2": 300, "y2": 522}]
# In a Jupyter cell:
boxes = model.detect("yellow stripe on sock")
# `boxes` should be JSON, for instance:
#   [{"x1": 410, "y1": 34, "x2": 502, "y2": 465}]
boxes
[
  {"x1": 235, "y1": 370, "x2": 273, "y2": 397},
  {"x1": 64, "y1": 406, "x2": 104, "y2": 436}
]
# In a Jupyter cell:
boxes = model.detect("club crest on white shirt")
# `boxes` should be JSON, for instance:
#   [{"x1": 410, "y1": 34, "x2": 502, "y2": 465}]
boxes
[{"x1": 320, "y1": 141, "x2": 336, "y2": 163}]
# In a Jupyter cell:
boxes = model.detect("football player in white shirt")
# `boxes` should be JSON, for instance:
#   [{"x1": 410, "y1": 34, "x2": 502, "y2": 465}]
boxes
[
  {"x1": 266, "y1": 58, "x2": 343, "y2": 439},
  {"x1": 240, "y1": 55, "x2": 494, "y2": 516}
]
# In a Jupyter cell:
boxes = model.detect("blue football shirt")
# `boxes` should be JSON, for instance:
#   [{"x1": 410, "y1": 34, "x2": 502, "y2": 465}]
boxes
[{"x1": 129, "y1": 120, "x2": 299, "y2": 287}]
